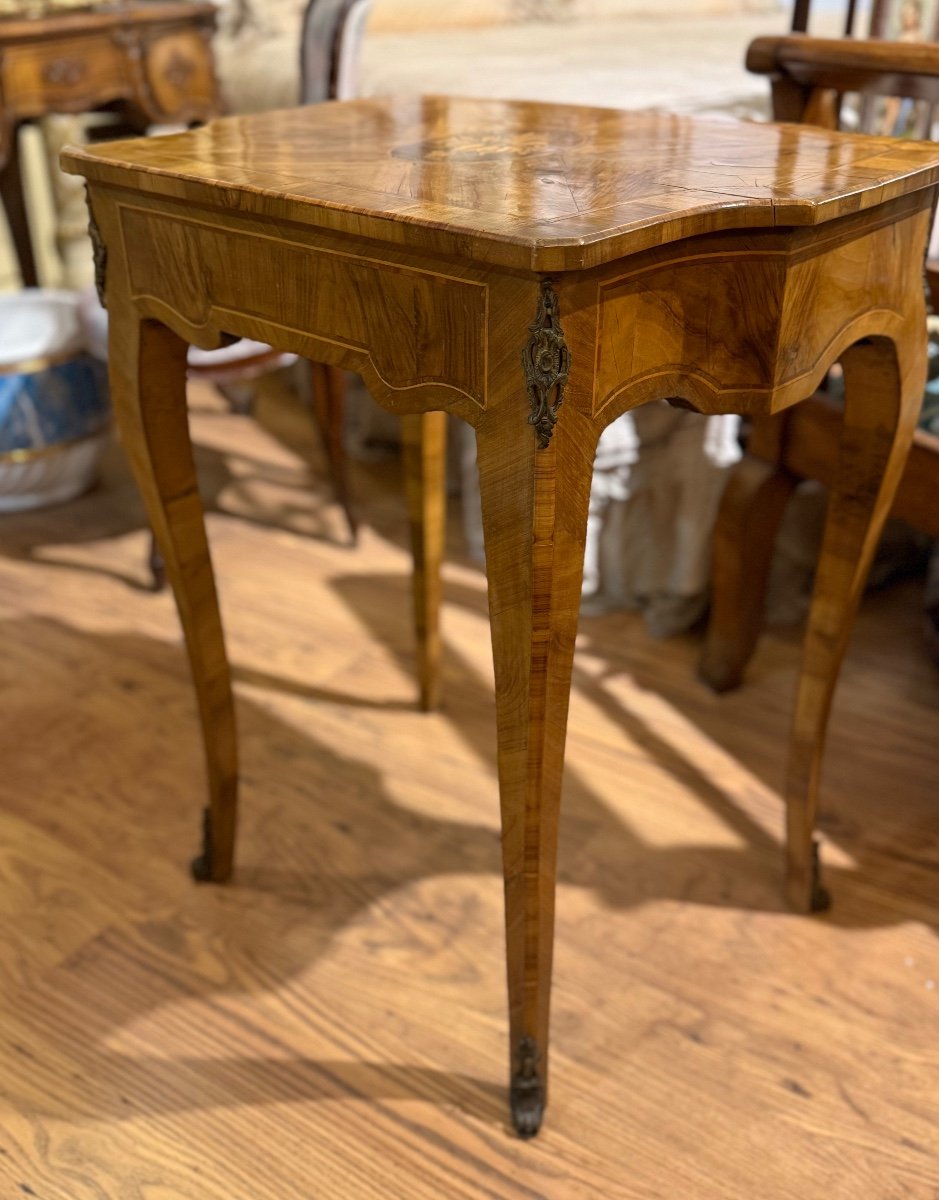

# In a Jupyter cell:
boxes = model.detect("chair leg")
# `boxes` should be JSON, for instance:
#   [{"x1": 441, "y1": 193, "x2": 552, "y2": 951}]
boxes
[
  {"x1": 309, "y1": 361, "x2": 357, "y2": 544},
  {"x1": 785, "y1": 335, "x2": 923, "y2": 914},
  {"x1": 0, "y1": 126, "x2": 39, "y2": 288},
  {"x1": 110, "y1": 310, "x2": 238, "y2": 883},
  {"x1": 147, "y1": 529, "x2": 167, "y2": 592},
  {"x1": 217, "y1": 380, "x2": 258, "y2": 416},
  {"x1": 476, "y1": 397, "x2": 597, "y2": 1138},
  {"x1": 699, "y1": 452, "x2": 798, "y2": 692},
  {"x1": 401, "y1": 411, "x2": 447, "y2": 713}
]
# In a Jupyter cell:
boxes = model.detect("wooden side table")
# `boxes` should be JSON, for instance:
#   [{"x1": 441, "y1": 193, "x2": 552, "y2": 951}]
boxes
[
  {"x1": 62, "y1": 98, "x2": 939, "y2": 1137},
  {"x1": 0, "y1": 1, "x2": 220, "y2": 286}
]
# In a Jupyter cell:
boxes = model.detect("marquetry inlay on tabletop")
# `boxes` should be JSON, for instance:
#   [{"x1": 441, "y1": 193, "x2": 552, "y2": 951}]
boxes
[{"x1": 66, "y1": 95, "x2": 939, "y2": 269}]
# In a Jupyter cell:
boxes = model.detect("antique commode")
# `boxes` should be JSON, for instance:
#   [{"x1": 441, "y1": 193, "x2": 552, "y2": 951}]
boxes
[
  {"x1": 0, "y1": 1, "x2": 220, "y2": 289},
  {"x1": 62, "y1": 96, "x2": 939, "y2": 1135}
]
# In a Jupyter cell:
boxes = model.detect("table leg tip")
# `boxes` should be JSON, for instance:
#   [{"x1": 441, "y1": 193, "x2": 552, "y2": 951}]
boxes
[
  {"x1": 189, "y1": 807, "x2": 232, "y2": 884},
  {"x1": 786, "y1": 840, "x2": 832, "y2": 914},
  {"x1": 510, "y1": 1036, "x2": 545, "y2": 1138},
  {"x1": 510, "y1": 1094, "x2": 544, "y2": 1139},
  {"x1": 809, "y1": 838, "x2": 831, "y2": 913},
  {"x1": 190, "y1": 853, "x2": 212, "y2": 882},
  {"x1": 810, "y1": 883, "x2": 832, "y2": 914},
  {"x1": 696, "y1": 645, "x2": 743, "y2": 694}
]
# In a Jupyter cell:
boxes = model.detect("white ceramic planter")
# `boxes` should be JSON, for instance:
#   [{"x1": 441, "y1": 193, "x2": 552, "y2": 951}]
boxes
[{"x1": 0, "y1": 289, "x2": 110, "y2": 512}]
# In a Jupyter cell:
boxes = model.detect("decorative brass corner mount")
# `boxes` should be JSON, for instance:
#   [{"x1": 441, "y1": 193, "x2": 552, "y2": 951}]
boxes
[
  {"x1": 521, "y1": 280, "x2": 570, "y2": 449},
  {"x1": 510, "y1": 1035, "x2": 545, "y2": 1138},
  {"x1": 86, "y1": 187, "x2": 107, "y2": 309}
]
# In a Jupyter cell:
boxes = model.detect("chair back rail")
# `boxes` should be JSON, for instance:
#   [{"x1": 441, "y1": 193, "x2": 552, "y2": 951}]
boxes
[
  {"x1": 300, "y1": 0, "x2": 373, "y2": 105},
  {"x1": 750, "y1": 35, "x2": 939, "y2": 137}
]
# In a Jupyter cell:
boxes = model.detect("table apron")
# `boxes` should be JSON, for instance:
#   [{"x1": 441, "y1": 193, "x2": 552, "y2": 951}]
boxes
[
  {"x1": 575, "y1": 192, "x2": 935, "y2": 424},
  {"x1": 95, "y1": 185, "x2": 934, "y2": 435}
]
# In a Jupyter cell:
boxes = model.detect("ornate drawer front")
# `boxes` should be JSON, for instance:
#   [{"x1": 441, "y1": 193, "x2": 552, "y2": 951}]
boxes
[
  {"x1": 117, "y1": 204, "x2": 488, "y2": 409},
  {"x1": 592, "y1": 253, "x2": 787, "y2": 418},
  {"x1": 141, "y1": 31, "x2": 217, "y2": 120},
  {"x1": 2, "y1": 35, "x2": 127, "y2": 116}
]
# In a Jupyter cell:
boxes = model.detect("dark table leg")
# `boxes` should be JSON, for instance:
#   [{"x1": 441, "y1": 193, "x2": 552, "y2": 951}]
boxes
[{"x1": 0, "y1": 126, "x2": 39, "y2": 288}]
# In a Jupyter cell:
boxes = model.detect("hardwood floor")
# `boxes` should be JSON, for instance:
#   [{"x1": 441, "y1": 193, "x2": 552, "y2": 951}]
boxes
[{"x1": 1, "y1": 374, "x2": 938, "y2": 1198}]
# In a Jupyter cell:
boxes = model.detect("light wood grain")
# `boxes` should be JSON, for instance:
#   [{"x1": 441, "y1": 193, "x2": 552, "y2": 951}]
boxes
[
  {"x1": 309, "y1": 360, "x2": 357, "y2": 545},
  {"x1": 785, "y1": 335, "x2": 927, "y2": 911},
  {"x1": 402, "y1": 410, "x2": 446, "y2": 713},
  {"x1": 1, "y1": 376, "x2": 939, "y2": 1196},
  {"x1": 107, "y1": 299, "x2": 238, "y2": 883}
]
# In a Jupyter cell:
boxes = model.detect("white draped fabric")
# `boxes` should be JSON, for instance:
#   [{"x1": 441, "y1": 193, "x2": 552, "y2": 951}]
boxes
[{"x1": 458, "y1": 406, "x2": 741, "y2": 636}]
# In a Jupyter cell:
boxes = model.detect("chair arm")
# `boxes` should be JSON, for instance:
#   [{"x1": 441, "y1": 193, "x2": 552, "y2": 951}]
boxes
[
  {"x1": 300, "y1": 0, "x2": 373, "y2": 105},
  {"x1": 747, "y1": 35, "x2": 939, "y2": 102}
]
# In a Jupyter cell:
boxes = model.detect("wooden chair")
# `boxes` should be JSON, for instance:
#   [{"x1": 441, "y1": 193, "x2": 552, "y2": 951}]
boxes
[
  {"x1": 792, "y1": 0, "x2": 939, "y2": 40},
  {"x1": 301, "y1": 0, "x2": 373, "y2": 103},
  {"x1": 700, "y1": 33, "x2": 939, "y2": 696}
]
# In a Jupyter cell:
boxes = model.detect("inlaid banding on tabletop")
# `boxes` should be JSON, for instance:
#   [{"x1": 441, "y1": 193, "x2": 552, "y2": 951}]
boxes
[{"x1": 61, "y1": 96, "x2": 939, "y2": 271}]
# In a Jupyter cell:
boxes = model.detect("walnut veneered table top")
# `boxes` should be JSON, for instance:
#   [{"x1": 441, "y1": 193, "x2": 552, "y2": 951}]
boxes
[{"x1": 63, "y1": 95, "x2": 939, "y2": 271}]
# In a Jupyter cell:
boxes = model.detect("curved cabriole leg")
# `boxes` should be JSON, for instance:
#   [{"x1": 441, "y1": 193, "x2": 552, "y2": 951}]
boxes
[
  {"x1": 785, "y1": 335, "x2": 924, "y2": 914},
  {"x1": 109, "y1": 309, "x2": 238, "y2": 883},
  {"x1": 476, "y1": 399, "x2": 596, "y2": 1138},
  {"x1": 402, "y1": 410, "x2": 447, "y2": 713},
  {"x1": 699, "y1": 451, "x2": 798, "y2": 693}
]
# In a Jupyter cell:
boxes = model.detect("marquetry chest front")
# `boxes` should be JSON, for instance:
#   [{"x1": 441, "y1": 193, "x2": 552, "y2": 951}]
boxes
[{"x1": 0, "y1": 0, "x2": 221, "y2": 285}]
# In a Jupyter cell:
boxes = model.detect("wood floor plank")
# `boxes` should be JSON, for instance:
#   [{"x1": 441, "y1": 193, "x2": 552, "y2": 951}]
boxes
[{"x1": 1, "y1": 375, "x2": 938, "y2": 1197}]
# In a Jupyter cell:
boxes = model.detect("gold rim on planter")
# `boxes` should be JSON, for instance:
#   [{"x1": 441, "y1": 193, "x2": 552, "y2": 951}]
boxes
[
  {"x1": 0, "y1": 346, "x2": 89, "y2": 377},
  {"x1": 0, "y1": 422, "x2": 111, "y2": 464}
]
